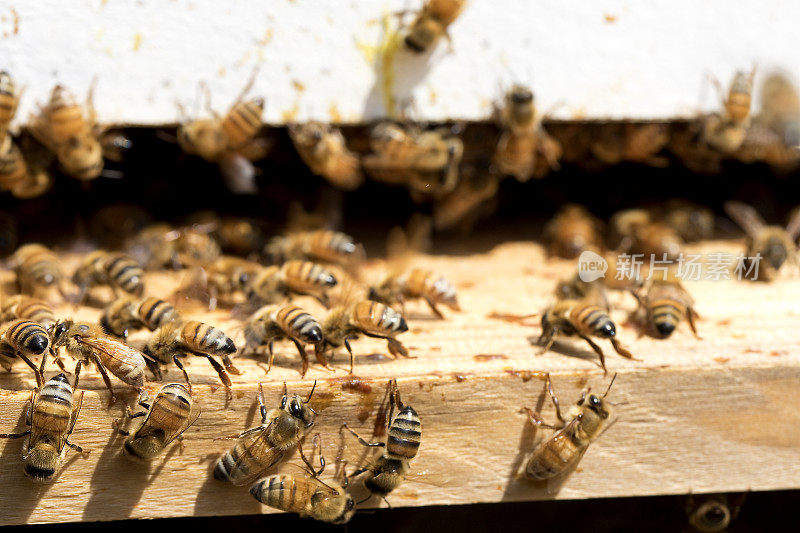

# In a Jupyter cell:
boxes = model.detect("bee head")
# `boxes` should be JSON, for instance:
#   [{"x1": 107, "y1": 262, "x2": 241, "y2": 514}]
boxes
[
  {"x1": 334, "y1": 495, "x2": 357, "y2": 524},
  {"x1": 283, "y1": 393, "x2": 316, "y2": 429},
  {"x1": 24, "y1": 443, "x2": 59, "y2": 482},
  {"x1": 51, "y1": 319, "x2": 73, "y2": 345},
  {"x1": 764, "y1": 236, "x2": 789, "y2": 271},
  {"x1": 510, "y1": 85, "x2": 533, "y2": 105},
  {"x1": 691, "y1": 500, "x2": 731, "y2": 532}
]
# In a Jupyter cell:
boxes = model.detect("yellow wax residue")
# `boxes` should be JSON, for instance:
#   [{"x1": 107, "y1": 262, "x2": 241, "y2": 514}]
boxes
[
  {"x1": 328, "y1": 103, "x2": 342, "y2": 123},
  {"x1": 355, "y1": 12, "x2": 403, "y2": 119},
  {"x1": 281, "y1": 104, "x2": 299, "y2": 122},
  {"x1": 132, "y1": 32, "x2": 142, "y2": 51},
  {"x1": 258, "y1": 28, "x2": 274, "y2": 46},
  {"x1": 292, "y1": 80, "x2": 306, "y2": 92}
]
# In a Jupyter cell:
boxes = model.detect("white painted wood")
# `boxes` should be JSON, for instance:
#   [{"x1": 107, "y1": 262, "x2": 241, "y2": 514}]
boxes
[{"x1": 0, "y1": 0, "x2": 798, "y2": 126}]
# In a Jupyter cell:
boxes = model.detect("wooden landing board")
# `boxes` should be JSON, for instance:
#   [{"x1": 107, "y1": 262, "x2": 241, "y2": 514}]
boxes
[{"x1": 0, "y1": 240, "x2": 798, "y2": 525}]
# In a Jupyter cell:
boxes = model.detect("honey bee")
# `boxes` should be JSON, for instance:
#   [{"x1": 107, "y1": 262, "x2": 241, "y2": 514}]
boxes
[
  {"x1": 200, "y1": 256, "x2": 263, "y2": 309},
  {"x1": 0, "y1": 372, "x2": 87, "y2": 482},
  {"x1": 340, "y1": 379, "x2": 420, "y2": 502},
  {"x1": 246, "y1": 260, "x2": 338, "y2": 308},
  {"x1": 250, "y1": 441, "x2": 355, "y2": 524},
  {"x1": 403, "y1": 0, "x2": 466, "y2": 53},
  {"x1": 117, "y1": 384, "x2": 201, "y2": 461},
  {"x1": 724, "y1": 201, "x2": 800, "y2": 281},
  {"x1": 554, "y1": 271, "x2": 609, "y2": 310},
  {"x1": 100, "y1": 298, "x2": 142, "y2": 340},
  {"x1": 289, "y1": 122, "x2": 363, "y2": 190},
  {"x1": 0, "y1": 318, "x2": 50, "y2": 385},
  {"x1": 758, "y1": 72, "x2": 800, "y2": 151},
  {"x1": 686, "y1": 493, "x2": 746, "y2": 533},
  {"x1": 0, "y1": 296, "x2": 56, "y2": 329},
  {"x1": 494, "y1": 84, "x2": 561, "y2": 181},
  {"x1": 244, "y1": 304, "x2": 326, "y2": 376},
  {"x1": 11, "y1": 243, "x2": 66, "y2": 298},
  {"x1": 632, "y1": 274, "x2": 700, "y2": 339},
  {"x1": 143, "y1": 320, "x2": 240, "y2": 396},
  {"x1": 73, "y1": 250, "x2": 145, "y2": 304},
  {"x1": 126, "y1": 223, "x2": 221, "y2": 271},
  {"x1": 539, "y1": 300, "x2": 634, "y2": 373},
  {"x1": 137, "y1": 297, "x2": 182, "y2": 331},
  {"x1": 0, "y1": 71, "x2": 21, "y2": 140},
  {"x1": 432, "y1": 166, "x2": 499, "y2": 232},
  {"x1": 702, "y1": 69, "x2": 756, "y2": 153},
  {"x1": 0, "y1": 135, "x2": 28, "y2": 191},
  {"x1": 610, "y1": 209, "x2": 683, "y2": 260},
  {"x1": 194, "y1": 214, "x2": 264, "y2": 256},
  {"x1": 663, "y1": 200, "x2": 715, "y2": 242},
  {"x1": 590, "y1": 123, "x2": 669, "y2": 167},
  {"x1": 265, "y1": 230, "x2": 365, "y2": 269},
  {"x1": 214, "y1": 382, "x2": 317, "y2": 486},
  {"x1": 369, "y1": 267, "x2": 459, "y2": 319},
  {"x1": 319, "y1": 300, "x2": 410, "y2": 373},
  {"x1": 51, "y1": 320, "x2": 146, "y2": 404},
  {"x1": 543, "y1": 204, "x2": 603, "y2": 259},
  {"x1": 522, "y1": 374, "x2": 616, "y2": 482}
]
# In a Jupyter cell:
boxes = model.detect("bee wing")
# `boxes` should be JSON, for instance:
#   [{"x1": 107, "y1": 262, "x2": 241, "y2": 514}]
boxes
[
  {"x1": 218, "y1": 152, "x2": 259, "y2": 195},
  {"x1": 785, "y1": 206, "x2": 800, "y2": 242},
  {"x1": 724, "y1": 201, "x2": 767, "y2": 237},
  {"x1": 136, "y1": 400, "x2": 202, "y2": 448},
  {"x1": 77, "y1": 335, "x2": 145, "y2": 366},
  {"x1": 227, "y1": 428, "x2": 287, "y2": 486}
]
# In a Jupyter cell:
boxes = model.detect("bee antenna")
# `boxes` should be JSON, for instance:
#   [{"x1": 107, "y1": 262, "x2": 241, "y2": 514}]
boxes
[
  {"x1": 282, "y1": 381, "x2": 288, "y2": 398},
  {"x1": 356, "y1": 494, "x2": 373, "y2": 505},
  {"x1": 603, "y1": 373, "x2": 618, "y2": 398},
  {"x1": 305, "y1": 380, "x2": 317, "y2": 403}
]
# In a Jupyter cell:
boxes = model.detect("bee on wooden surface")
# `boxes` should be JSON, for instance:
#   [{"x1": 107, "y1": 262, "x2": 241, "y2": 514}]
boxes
[
  {"x1": 319, "y1": 300, "x2": 410, "y2": 374},
  {"x1": 369, "y1": 267, "x2": 459, "y2": 319},
  {"x1": 686, "y1": 493, "x2": 746, "y2": 533},
  {"x1": 117, "y1": 384, "x2": 201, "y2": 462},
  {"x1": 609, "y1": 209, "x2": 683, "y2": 261},
  {"x1": 494, "y1": 84, "x2": 561, "y2": 181},
  {"x1": 100, "y1": 298, "x2": 142, "y2": 340},
  {"x1": 246, "y1": 260, "x2": 338, "y2": 309},
  {"x1": 172, "y1": 256, "x2": 262, "y2": 310},
  {"x1": 265, "y1": 230, "x2": 365, "y2": 269},
  {"x1": 341, "y1": 379, "x2": 420, "y2": 503},
  {"x1": 193, "y1": 214, "x2": 264, "y2": 256},
  {"x1": 0, "y1": 372, "x2": 87, "y2": 482},
  {"x1": 11, "y1": 243, "x2": 66, "y2": 298},
  {"x1": 724, "y1": 201, "x2": 800, "y2": 281},
  {"x1": 590, "y1": 123, "x2": 670, "y2": 167},
  {"x1": 51, "y1": 320, "x2": 146, "y2": 404},
  {"x1": 0, "y1": 71, "x2": 21, "y2": 140},
  {"x1": 0, "y1": 135, "x2": 28, "y2": 191},
  {"x1": 289, "y1": 122, "x2": 363, "y2": 190},
  {"x1": 543, "y1": 204, "x2": 603, "y2": 259},
  {"x1": 632, "y1": 274, "x2": 700, "y2": 339},
  {"x1": 522, "y1": 374, "x2": 616, "y2": 483},
  {"x1": 0, "y1": 318, "x2": 50, "y2": 385},
  {"x1": 137, "y1": 297, "x2": 182, "y2": 331},
  {"x1": 702, "y1": 69, "x2": 756, "y2": 153},
  {"x1": 0, "y1": 296, "x2": 56, "y2": 329},
  {"x1": 554, "y1": 272, "x2": 609, "y2": 310},
  {"x1": 403, "y1": 0, "x2": 466, "y2": 53},
  {"x1": 214, "y1": 382, "x2": 317, "y2": 486},
  {"x1": 143, "y1": 320, "x2": 239, "y2": 396},
  {"x1": 663, "y1": 200, "x2": 715, "y2": 242},
  {"x1": 539, "y1": 300, "x2": 634, "y2": 373},
  {"x1": 73, "y1": 250, "x2": 145, "y2": 304},
  {"x1": 244, "y1": 304, "x2": 326, "y2": 377},
  {"x1": 250, "y1": 440, "x2": 355, "y2": 524},
  {"x1": 126, "y1": 223, "x2": 221, "y2": 271}
]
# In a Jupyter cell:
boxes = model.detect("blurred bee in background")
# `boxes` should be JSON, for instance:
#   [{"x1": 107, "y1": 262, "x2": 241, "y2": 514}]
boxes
[
  {"x1": 0, "y1": 296, "x2": 56, "y2": 329},
  {"x1": 289, "y1": 122, "x2": 363, "y2": 190},
  {"x1": 522, "y1": 374, "x2": 616, "y2": 484},
  {"x1": 403, "y1": 0, "x2": 466, "y2": 53},
  {"x1": 265, "y1": 229, "x2": 365, "y2": 270},
  {"x1": 126, "y1": 223, "x2": 221, "y2": 271},
  {"x1": 609, "y1": 208, "x2": 683, "y2": 261},
  {"x1": 724, "y1": 201, "x2": 800, "y2": 281},
  {"x1": 143, "y1": 320, "x2": 240, "y2": 396},
  {"x1": 685, "y1": 493, "x2": 746, "y2": 533},
  {"x1": 186, "y1": 212, "x2": 265, "y2": 257},
  {"x1": 0, "y1": 372, "x2": 87, "y2": 482},
  {"x1": 0, "y1": 71, "x2": 21, "y2": 140},
  {"x1": 631, "y1": 272, "x2": 700, "y2": 339},
  {"x1": 543, "y1": 204, "x2": 604, "y2": 259},
  {"x1": 554, "y1": 271, "x2": 609, "y2": 310},
  {"x1": 11, "y1": 243, "x2": 67, "y2": 298},
  {"x1": 539, "y1": 300, "x2": 634, "y2": 373},
  {"x1": 590, "y1": 122, "x2": 670, "y2": 167},
  {"x1": 341, "y1": 379, "x2": 420, "y2": 504},
  {"x1": 100, "y1": 298, "x2": 142, "y2": 340},
  {"x1": 662, "y1": 200, "x2": 715, "y2": 242},
  {"x1": 117, "y1": 384, "x2": 201, "y2": 462},
  {"x1": 89, "y1": 204, "x2": 152, "y2": 251},
  {"x1": 493, "y1": 84, "x2": 561, "y2": 181},
  {"x1": 246, "y1": 260, "x2": 338, "y2": 309},
  {"x1": 432, "y1": 164, "x2": 499, "y2": 233},
  {"x1": 0, "y1": 210, "x2": 18, "y2": 258},
  {"x1": 51, "y1": 320, "x2": 146, "y2": 405},
  {"x1": 137, "y1": 297, "x2": 182, "y2": 331},
  {"x1": 173, "y1": 256, "x2": 262, "y2": 310},
  {"x1": 72, "y1": 250, "x2": 145, "y2": 305},
  {"x1": 177, "y1": 72, "x2": 271, "y2": 194},
  {"x1": 214, "y1": 382, "x2": 317, "y2": 486},
  {"x1": 243, "y1": 304, "x2": 326, "y2": 377},
  {"x1": 702, "y1": 69, "x2": 755, "y2": 154},
  {"x1": 0, "y1": 318, "x2": 50, "y2": 385},
  {"x1": 0, "y1": 135, "x2": 29, "y2": 192}
]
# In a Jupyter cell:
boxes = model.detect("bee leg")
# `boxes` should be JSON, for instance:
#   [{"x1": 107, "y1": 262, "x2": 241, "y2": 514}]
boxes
[
  {"x1": 258, "y1": 383, "x2": 269, "y2": 422},
  {"x1": 54, "y1": 356, "x2": 69, "y2": 374},
  {"x1": 687, "y1": 308, "x2": 702, "y2": 340},
  {"x1": 172, "y1": 355, "x2": 192, "y2": 393},
  {"x1": 145, "y1": 357, "x2": 163, "y2": 381},
  {"x1": 609, "y1": 338, "x2": 637, "y2": 361},
  {"x1": 344, "y1": 337, "x2": 356, "y2": 374},
  {"x1": 65, "y1": 440, "x2": 88, "y2": 457},
  {"x1": 537, "y1": 327, "x2": 556, "y2": 355},
  {"x1": 221, "y1": 354, "x2": 242, "y2": 375},
  {"x1": 72, "y1": 360, "x2": 82, "y2": 391},
  {"x1": 296, "y1": 338, "x2": 332, "y2": 373},
  {"x1": 577, "y1": 334, "x2": 607, "y2": 374},
  {"x1": 16, "y1": 351, "x2": 43, "y2": 387},
  {"x1": 520, "y1": 407, "x2": 562, "y2": 430},
  {"x1": 423, "y1": 296, "x2": 445, "y2": 319},
  {"x1": 386, "y1": 338, "x2": 411, "y2": 359},
  {"x1": 340, "y1": 423, "x2": 385, "y2": 449},
  {"x1": 190, "y1": 351, "x2": 232, "y2": 400},
  {"x1": 0, "y1": 429, "x2": 30, "y2": 439},
  {"x1": 92, "y1": 356, "x2": 118, "y2": 406}
]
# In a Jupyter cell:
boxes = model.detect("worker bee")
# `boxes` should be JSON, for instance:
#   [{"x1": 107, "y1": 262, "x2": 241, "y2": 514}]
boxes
[
  {"x1": 289, "y1": 122, "x2": 363, "y2": 190},
  {"x1": 632, "y1": 274, "x2": 700, "y2": 339},
  {"x1": 51, "y1": 320, "x2": 146, "y2": 404},
  {"x1": 244, "y1": 304, "x2": 326, "y2": 376},
  {"x1": 250, "y1": 440, "x2": 355, "y2": 524},
  {"x1": 191, "y1": 214, "x2": 264, "y2": 256},
  {"x1": 758, "y1": 72, "x2": 800, "y2": 151},
  {"x1": 0, "y1": 71, "x2": 20, "y2": 140},
  {"x1": 246, "y1": 260, "x2": 338, "y2": 308},
  {"x1": 341, "y1": 379, "x2": 420, "y2": 503},
  {"x1": 265, "y1": 230, "x2": 365, "y2": 269},
  {"x1": 201, "y1": 256, "x2": 263, "y2": 310},
  {"x1": 0, "y1": 135, "x2": 28, "y2": 191},
  {"x1": 100, "y1": 298, "x2": 142, "y2": 340},
  {"x1": 73, "y1": 250, "x2": 145, "y2": 304},
  {"x1": 117, "y1": 384, "x2": 201, "y2": 461},
  {"x1": 0, "y1": 296, "x2": 56, "y2": 329},
  {"x1": 702, "y1": 69, "x2": 756, "y2": 153},
  {"x1": 554, "y1": 271, "x2": 609, "y2": 310},
  {"x1": 369, "y1": 267, "x2": 459, "y2": 319},
  {"x1": 214, "y1": 382, "x2": 317, "y2": 486},
  {"x1": 494, "y1": 84, "x2": 561, "y2": 181},
  {"x1": 0, "y1": 372, "x2": 87, "y2": 482},
  {"x1": 11, "y1": 243, "x2": 66, "y2": 298},
  {"x1": 543, "y1": 204, "x2": 603, "y2": 259},
  {"x1": 319, "y1": 300, "x2": 410, "y2": 374},
  {"x1": 0, "y1": 318, "x2": 50, "y2": 385},
  {"x1": 143, "y1": 320, "x2": 240, "y2": 396},
  {"x1": 539, "y1": 300, "x2": 634, "y2": 373},
  {"x1": 126, "y1": 223, "x2": 221, "y2": 271},
  {"x1": 724, "y1": 201, "x2": 800, "y2": 281},
  {"x1": 609, "y1": 208, "x2": 683, "y2": 261},
  {"x1": 432, "y1": 166, "x2": 499, "y2": 232},
  {"x1": 403, "y1": 0, "x2": 466, "y2": 53},
  {"x1": 590, "y1": 123, "x2": 670, "y2": 167},
  {"x1": 686, "y1": 493, "x2": 746, "y2": 533},
  {"x1": 522, "y1": 374, "x2": 616, "y2": 483},
  {"x1": 663, "y1": 200, "x2": 715, "y2": 242},
  {"x1": 137, "y1": 297, "x2": 182, "y2": 331}
]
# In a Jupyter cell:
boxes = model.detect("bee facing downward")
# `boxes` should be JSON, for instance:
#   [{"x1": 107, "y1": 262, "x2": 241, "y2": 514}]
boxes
[{"x1": 403, "y1": 0, "x2": 467, "y2": 53}]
